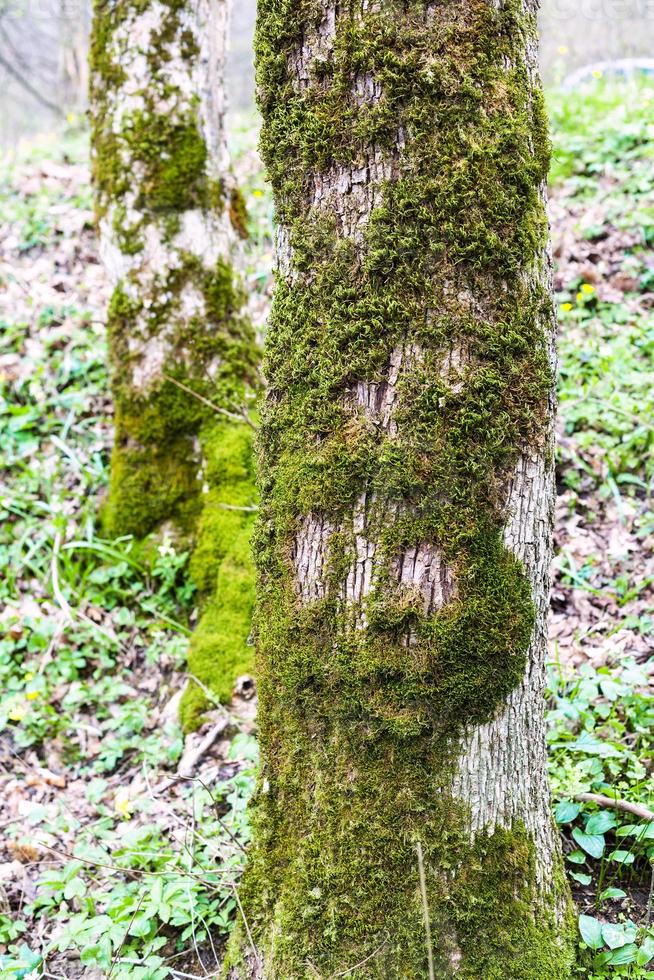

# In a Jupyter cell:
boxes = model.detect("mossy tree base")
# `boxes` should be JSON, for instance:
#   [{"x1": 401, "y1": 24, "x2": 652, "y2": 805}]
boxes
[
  {"x1": 227, "y1": 732, "x2": 574, "y2": 977},
  {"x1": 235, "y1": 0, "x2": 575, "y2": 974}
]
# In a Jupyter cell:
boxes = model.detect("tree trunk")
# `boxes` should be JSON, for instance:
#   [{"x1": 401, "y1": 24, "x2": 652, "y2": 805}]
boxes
[
  {"x1": 59, "y1": 0, "x2": 90, "y2": 111},
  {"x1": 89, "y1": 0, "x2": 260, "y2": 722},
  {"x1": 230, "y1": 0, "x2": 574, "y2": 977}
]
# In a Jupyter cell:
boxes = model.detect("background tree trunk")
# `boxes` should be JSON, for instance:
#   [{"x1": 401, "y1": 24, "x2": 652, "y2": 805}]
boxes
[
  {"x1": 58, "y1": 0, "x2": 90, "y2": 111},
  {"x1": 230, "y1": 0, "x2": 575, "y2": 976},
  {"x1": 89, "y1": 0, "x2": 260, "y2": 724}
]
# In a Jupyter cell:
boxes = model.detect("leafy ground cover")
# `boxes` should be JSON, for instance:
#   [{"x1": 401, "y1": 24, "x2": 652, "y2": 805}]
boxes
[
  {"x1": 548, "y1": 79, "x2": 654, "y2": 977},
  {"x1": 0, "y1": 82, "x2": 651, "y2": 977}
]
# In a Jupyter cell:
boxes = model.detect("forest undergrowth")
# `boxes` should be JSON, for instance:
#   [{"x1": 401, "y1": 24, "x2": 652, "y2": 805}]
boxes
[{"x1": 0, "y1": 82, "x2": 652, "y2": 978}]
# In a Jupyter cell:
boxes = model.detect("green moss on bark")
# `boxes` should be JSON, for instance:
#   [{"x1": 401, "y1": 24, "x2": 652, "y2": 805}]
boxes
[
  {"x1": 104, "y1": 272, "x2": 260, "y2": 712},
  {"x1": 255, "y1": 0, "x2": 551, "y2": 738},
  {"x1": 180, "y1": 422, "x2": 258, "y2": 730},
  {"x1": 90, "y1": 0, "x2": 223, "y2": 232},
  {"x1": 229, "y1": 187, "x2": 250, "y2": 239},
  {"x1": 239, "y1": 0, "x2": 574, "y2": 974},
  {"x1": 234, "y1": 724, "x2": 574, "y2": 977},
  {"x1": 102, "y1": 250, "x2": 259, "y2": 532}
]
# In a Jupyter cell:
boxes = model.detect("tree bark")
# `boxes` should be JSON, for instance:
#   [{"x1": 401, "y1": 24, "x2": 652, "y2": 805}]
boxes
[
  {"x1": 89, "y1": 0, "x2": 260, "y2": 721},
  {"x1": 230, "y1": 0, "x2": 575, "y2": 977}
]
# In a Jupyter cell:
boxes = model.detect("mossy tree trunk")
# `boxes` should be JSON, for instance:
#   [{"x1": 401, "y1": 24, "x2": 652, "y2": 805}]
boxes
[
  {"x1": 228, "y1": 0, "x2": 575, "y2": 977},
  {"x1": 90, "y1": 0, "x2": 260, "y2": 725}
]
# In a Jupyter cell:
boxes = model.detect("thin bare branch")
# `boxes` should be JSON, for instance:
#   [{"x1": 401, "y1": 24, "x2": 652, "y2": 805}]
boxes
[
  {"x1": 575, "y1": 793, "x2": 654, "y2": 823},
  {"x1": 108, "y1": 892, "x2": 146, "y2": 979},
  {"x1": 162, "y1": 374, "x2": 257, "y2": 430},
  {"x1": 0, "y1": 49, "x2": 64, "y2": 115},
  {"x1": 34, "y1": 839, "x2": 233, "y2": 883}
]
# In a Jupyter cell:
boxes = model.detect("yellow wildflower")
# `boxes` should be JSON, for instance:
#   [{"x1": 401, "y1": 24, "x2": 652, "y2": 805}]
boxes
[
  {"x1": 26, "y1": 690, "x2": 39, "y2": 701},
  {"x1": 114, "y1": 791, "x2": 132, "y2": 818},
  {"x1": 576, "y1": 292, "x2": 583, "y2": 302},
  {"x1": 592, "y1": 70, "x2": 603, "y2": 79},
  {"x1": 581, "y1": 283, "x2": 595, "y2": 295},
  {"x1": 561, "y1": 303, "x2": 573, "y2": 312},
  {"x1": 24, "y1": 672, "x2": 34, "y2": 682},
  {"x1": 8, "y1": 703, "x2": 26, "y2": 722}
]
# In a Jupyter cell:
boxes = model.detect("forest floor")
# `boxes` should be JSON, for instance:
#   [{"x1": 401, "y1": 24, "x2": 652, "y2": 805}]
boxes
[{"x1": 0, "y1": 82, "x2": 653, "y2": 979}]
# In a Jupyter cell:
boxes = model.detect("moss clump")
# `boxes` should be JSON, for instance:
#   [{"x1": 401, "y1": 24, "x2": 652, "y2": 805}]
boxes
[
  {"x1": 102, "y1": 254, "x2": 260, "y2": 708},
  {"x1": 124, "y1": 111, "x2": 209, "y2": 214},
  {"x1": 102, "y1": 261, "x2": 260, "y2": 707},
  {"x1": 92, "y1": 107, "x2": 211, "y2": 227},
  {"x1": 103, "y1": 246, "x2": 259, "y2": 535},
  {"x1": 239, "y1": 0, "x2": 574, "y2": 973},
  {"x1": 229, "y1": 187, "x2": 250, "y2": 239},
  {"x1": 180, "y1": 422, "x2": 258, "y2": 730},
  {"x1": 446, "y1": 826, "x2": 575, "y2": 979},
  {"x1": 102, "y1": 421, "x2": 202, "y2": 538}
]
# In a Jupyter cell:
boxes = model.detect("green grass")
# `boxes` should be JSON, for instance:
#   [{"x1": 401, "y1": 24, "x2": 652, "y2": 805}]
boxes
[{"x1": 548, "y1": 78, "x2": 654, "y2": 187}]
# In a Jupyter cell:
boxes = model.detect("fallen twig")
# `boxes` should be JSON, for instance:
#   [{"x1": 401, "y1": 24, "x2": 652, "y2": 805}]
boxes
[
  {"x1": 575, "y1": 793, "x2": 654, "y2": 822},
  {"x1": 177, "y1": 717, "x2": 230, "y2": 778},
  {"x1": 170, "y1": 971, "x2": 219, "y2": 979},
  {"x1": 156, "y1": 717, "x2": 230, "y2": 793}
]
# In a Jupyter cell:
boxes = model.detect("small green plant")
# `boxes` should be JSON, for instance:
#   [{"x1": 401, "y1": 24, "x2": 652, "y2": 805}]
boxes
[
  {"x1": 547, "y1": 659, "x2": 654, "y2": 977},
  {"x1": 26, "y1": 741, "x2": 256, "y2": 979},
  {"x1": 577, "y1": 915, "x2": 654, "y2": 976}
]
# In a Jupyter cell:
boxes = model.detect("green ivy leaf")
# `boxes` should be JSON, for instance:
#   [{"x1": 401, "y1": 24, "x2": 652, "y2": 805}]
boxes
[
  {"x1": 585, "y1": 811, "x2": 617, "y2": 835},
  {"x1": 609, "y1": 849, "x2": 635, "y2": 865},
  {"x1": 63, "y1": 877, "x2": 86, "y2": 901},
  {"x1": 617, "y1": 821, "x2": 654, "y2": 840},
  {"x1": 579, "y1": 914, "x2": 604, "y2": 950},
  {"x1": 637, "y1": 936, "x2": 654, "y2": 966},
  {"x1": 602, "y1": 923, "x2": 628, "y2": 949},
  {"x1": 572, "y1": 828, "x2": 605, "y2": 858},
  {"x1": 556, "y1": 800, "x2": 581, "y2": 824},
  {"x1": 607, "y1": 943, "x2": 639, "y2": 965},
  {"x1": 599, "y1": 887, "x2": 627, "y2": 900}
]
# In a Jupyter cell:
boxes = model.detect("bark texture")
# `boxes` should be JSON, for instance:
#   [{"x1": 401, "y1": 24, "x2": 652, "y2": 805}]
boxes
[
  {"x1": 229, "y1": 0, "x2": 576, "y2": 976},
  {"x1": 89, "y1": 0, "x2": 260, "y2": 722}
]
